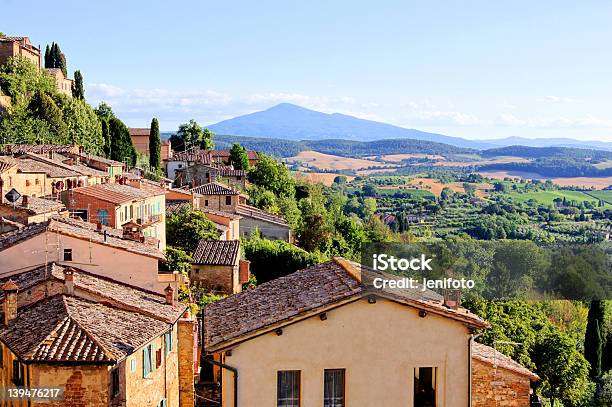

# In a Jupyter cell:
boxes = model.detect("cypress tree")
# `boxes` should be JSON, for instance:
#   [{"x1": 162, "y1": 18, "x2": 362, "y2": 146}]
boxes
[
  {"x1": 585, "y1": 299, "x2": 605, "y2": 378},
  {"x1": 149, "y1": 118, "x2": 161, "y2": 171},
  {"x1": 72, "y1": 70, "x2": 84, "y2": 99},
  {"x1": 108, "y1": 117, "x2": 136, "y2": 166},
  {"x1": 101, "y1": 119, "x2": 111, "y2": 158},
  {"x1": 44, "y1": 45, "x2": 51, "y2": 68},
  {"x1": 50, "y1": 43, "x2": 59, "y2": 67}
]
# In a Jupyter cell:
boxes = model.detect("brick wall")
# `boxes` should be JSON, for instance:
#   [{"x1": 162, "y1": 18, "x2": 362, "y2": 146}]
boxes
[
  {"x1": 30, "y1": 365, "x2": 109, "y2": 407},
  {"x1": 190, "y1": 264, "x2": 240, "y2": 294},
  {"x1": 178, "y1": 315, "x2": 196, "y2": 407},
  {"x1": 472, "y1": 359, "x2": 531, "y2": 407},
  {"x1": 67, "y1": 193, "x2": 118, "y2": 226}
]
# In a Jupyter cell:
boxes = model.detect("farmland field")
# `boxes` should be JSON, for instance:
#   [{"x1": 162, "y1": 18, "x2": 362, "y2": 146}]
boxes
[
  {"x1": 479, "y1": 171, "x2": 612, "y2": 189},
  {"x1": 286, "y1": 151, "x2": 396, "y2": 171},
  {"x1": 293, "y1": 172, "x2": 355, "y2": 186},
  {"x1": 584, "y1": 190, "x2": 612, "y2": 204},
  {"x1": 505, "y1": 190, "x2": 608, "y2": 206}
]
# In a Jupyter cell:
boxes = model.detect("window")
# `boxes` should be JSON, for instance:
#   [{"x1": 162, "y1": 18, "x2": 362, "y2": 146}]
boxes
[
  {"x1": 12, "y1": 360, "x2": 24, "y2": 386},
  {"x1": 324, "y1": 369, "x2": 345, "y2": 407},
  {"x1": 124, "y1": 206, "x2": 128, "y2": 221},
  {"x1": 130, "y1": 358, "x2": 136, "y2": 373},
  {"x1": 143, "y1": 344, "x2": 154, "y2": 377},
  {"x1": 156, "y1": 348, "x2": 162, "y2": 368},
  {"x1": 158, "y1": 399, "x2": 168, "y2": 407},
  {"x1": 130, "y1": 205, "x2": 133, "y2": 219},
  {"x1": 205, "y1": 199, "x2": 209, "y2": 207},
  {"x1": 165, "y1": 330, "x2": 174, "y2": 355},
  {"x1": 111, "y1": 368, "x2": 120, "y2": 398},
  {"x1": 63, "y1": 249, "x2": 73, "y2": 262},
  {"x1": 97, "y1": 209, "x2": 109, "y2": 225},
  {"x1": 414, "y1": 367, "x2": 436, "y2": 407},
  {"x1": 277, "y1": 370, "x2": 300, "y2": 407},
  {"x1": 225, "y1": 196, "x2": 232, "y2": 205}
]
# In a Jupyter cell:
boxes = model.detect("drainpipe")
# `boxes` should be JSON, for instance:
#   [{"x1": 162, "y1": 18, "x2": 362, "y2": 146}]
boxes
[
  {"x1": 468, "y1": 332, "x2": 484, "y2": 407},
  {"x1": 203, "y1": 355, "x2": 238, "y2": 407}
]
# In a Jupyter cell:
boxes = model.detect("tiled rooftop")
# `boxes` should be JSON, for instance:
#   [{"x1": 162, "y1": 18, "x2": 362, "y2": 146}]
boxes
[
  {"x1": 16, "y1": 158, "x2": 81, "y2": 178},
  {"x1": 192, "y1": 240, "x2": 240, "y2": 266},
  {"x1": 190, "y1": 182, "x2": 240, "y2": 196},
  {"x1": 0, "y1": 216, "x2": 164, "y2": 259},
  {"x1": 2, "y1": 195, "x2": 65, "y2": 215},
  {"x1": 129, "y1": 128, "x2": 150, "y2": 136},
  {"x1": 1, "y1": 144, "x2": 78, "y2": 155},
  {"x1": 472, "y1": 342, "x2": 540, "y2": 381},
  {"x1": 72, "y1": 182, "x2": 163, "y2": 204},
  {"x1": 204, "y1": 258, "x2": 487, "y2": 351},
  {"x1": 235, "y1": 204, "x2": 288, "y2": 226}
]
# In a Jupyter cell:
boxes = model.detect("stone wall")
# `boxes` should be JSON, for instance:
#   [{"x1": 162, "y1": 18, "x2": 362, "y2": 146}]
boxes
[
  {"x1": 239, "y1": 215, "x2": 291, "y2": 241},
  {"x1": 190, "y1": 264, "x2": 240, "y2": 294},
  {"x1": 472, "y1": 359, "x2": 531, "y2": 407},
  {"x1": 178, "y1": 315, "x2": 197, "y2": 407},
  {"x1": 30, "y1": 365, "x2": 109, "y2": 407}
]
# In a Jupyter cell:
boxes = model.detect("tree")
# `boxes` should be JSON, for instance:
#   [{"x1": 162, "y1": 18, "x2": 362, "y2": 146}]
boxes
[
  {"x1": 44, "y1": 45, "x2": 51, "y2": 68},
  {"x1": 108, "y1": 116, "x2": 136, "y2": 165},
  {"x1": 149, "y1": 117, "x2": 161, "y2": 170},
  {"x1": 172, "y1": 119, "x2": 203, "y2": 152},
  {"x1": 248, "y1": 153, "x2": 296, "y2": 198},
  {"x1": 532, "y1": 330, "x2": 593, "y2": 406},
  {"x1": 585, "y1": 300, "x2": 606, "y2": 378},
  {"x1": 201, "y1": 128, "x2": 215, "y2": 150},
  {"x1": 164, "y1": 246, "x2": 192, "y2": 274},
  {"x1": 28, "y1": 90, "x2": 67, "y2": 139},
  {"x1": 229, "y1": 143, "x2": 250, "y2": 170},
  {"x1": 243, "y1": 233, "x2": 319, "y2": 283},
  {"x1": 72, "y1": 70, "x2": 84, "y2": 99},
  {"x1": 166, "y1": 207, "x2": 219, "y2": 253},
  {"x1": 58, "y1": 97, "x2": 104, "y2": 154}
]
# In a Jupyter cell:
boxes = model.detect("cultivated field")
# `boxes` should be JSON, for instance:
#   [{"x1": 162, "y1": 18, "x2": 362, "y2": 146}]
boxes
[
  {"x1": 505, "y1": 190, "x2": 610, "y2": 206},
  {"x1": 479, "y1": 171, "x2": 612, "y2": 189},
  {"x1": 286, "y1": 151, "x2": 395, "y2": 171},
  {"x1": 294, "y1": 172, "x2": 355, "y2": 186}
]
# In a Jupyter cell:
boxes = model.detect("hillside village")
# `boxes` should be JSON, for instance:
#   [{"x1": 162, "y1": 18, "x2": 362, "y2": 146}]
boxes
[{"x1": 0, "y1": 33, "x2": 610, "y2": 407}]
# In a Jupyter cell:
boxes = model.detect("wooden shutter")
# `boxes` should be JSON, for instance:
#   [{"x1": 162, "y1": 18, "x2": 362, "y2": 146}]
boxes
[{"x1": 156, "y1": 348, "x2": 162, "y2": 368}]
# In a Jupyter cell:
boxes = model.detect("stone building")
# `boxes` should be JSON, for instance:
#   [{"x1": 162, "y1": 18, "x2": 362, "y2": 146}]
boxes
[
  {"x1": 190, "y1": 182, "x2": 247, "y2": 213},
  {"x1": 0, "y1": 194, "x2": 67, "y2": 225},
  {"x1": 0, "y1": 263, "x2": 197, "y2": 407},
  {"x1": 190, "y1": 240, "x2": 250, "y2": 294},
  {"x1": 471, "y1": 342, "x2": 540, "y2": 407},
  {"x1": 174, "y1": 163, "x2": 247, "y2": 190},
  {"x1": 0, "y1": 36, "x2": 40, "y2": 69},
  {"x1": 45, "y1": 67, "x2": 74, "y2": 97}
]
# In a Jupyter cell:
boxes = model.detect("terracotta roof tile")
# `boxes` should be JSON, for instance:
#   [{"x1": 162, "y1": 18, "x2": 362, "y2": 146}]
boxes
[
  {"x1": 0, "y1": 216, "x2": 164, "y2": 259},
  {"x1": 204, "y1": 258, "x2": 487, "y2": 351},
  {"x1": 16, "y1": 158, "x2": 81, "y2": 178},
  {"x1": 192, "y1": 240, "x2": 240, "y2": 266},
  {"x1": 1, "y1": 144, "x2": 79, "y2": 155},
  {"x1": 72, "y1": 183, "x2": 162, "y2": 204},
  {"x1": 190, "y1": 182, "x2": 240, "y2": 196},
  {"x1": 472, "y1": 342, "x2": 540, "y2": 381},
  {"x1": 129, "y1": 128, "x2": 150, "y2": 136},
  {"x1": 235, "y1": 204, "x2": 288, "y2": 226},
  {"x1": 2, "y1": 196, "x2": 65, "y2": 215}
]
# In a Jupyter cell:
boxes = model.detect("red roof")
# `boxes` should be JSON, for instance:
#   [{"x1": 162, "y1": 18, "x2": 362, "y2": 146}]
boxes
[{"x1": 129, "y1": 128, "x2": 150, "y2": 137}]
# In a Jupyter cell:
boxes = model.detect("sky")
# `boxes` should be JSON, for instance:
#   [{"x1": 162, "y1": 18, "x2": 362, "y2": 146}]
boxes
[{"x1": 4, "y1": 0, "x2": 612, "y2": 141}]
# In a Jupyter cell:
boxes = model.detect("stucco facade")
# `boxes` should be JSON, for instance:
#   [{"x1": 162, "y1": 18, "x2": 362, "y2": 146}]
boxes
[
  {"x1": 0, "y1": 231, "x2": 163, "y2": 293},
  {"x1": 216, "y1": 297, "x2": 471, "y2": 407}
]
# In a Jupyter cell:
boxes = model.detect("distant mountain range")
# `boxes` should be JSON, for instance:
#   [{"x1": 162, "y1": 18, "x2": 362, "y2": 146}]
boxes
[{"x1": 207, "y1": 103, "x2": 612, "y2": 151}]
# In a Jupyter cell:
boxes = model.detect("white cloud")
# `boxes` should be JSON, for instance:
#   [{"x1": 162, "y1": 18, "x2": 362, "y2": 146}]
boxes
[
  {"x1": 402, "y1": 110, "x2": 481, "y2": 126},
  {"x1": 497, "y1": 113, "x2": 612, "y2": 129},
  {"x1": 538, "y1": 95, "x2": 580, "y2": 104}
]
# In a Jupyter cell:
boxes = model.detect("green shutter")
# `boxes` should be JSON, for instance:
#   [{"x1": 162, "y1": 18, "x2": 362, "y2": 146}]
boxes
[
  {"x1": 143, "y1": 347, "x2": 148, "y2": 377},
  {"x1": 130, "y1": 358, "x2": 136, "y2": 373}
]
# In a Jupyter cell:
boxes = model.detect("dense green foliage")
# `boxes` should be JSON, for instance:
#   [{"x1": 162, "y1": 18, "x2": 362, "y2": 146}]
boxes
[
  {"x1": 585, "y1": 300, "x2": 606, "y2": 378},
  {"x1": 107, "y1": 116, "x2": 136, "y2": 165},
  {"x1": 229, "y1": 143, "x2": 250, "y2": 170},
  {"x1": 242, "y1": 232, "x2": 320, "y2": 283},
  {"x1": 214, "y1": 134, "x2": 474, "y2": 158},
  {"x1": 480, "y1": 157, "x2": 612, "y2": 178},
  {"x1": 149, "y1": 117, "x2": 161, "y2": 170},
  {"x1": 482, "y1": 145, "x2": 612, "y2": 161},
  {"x1": 0, "y1": 57, "x2": 103, "y2": 153},
  {"x1": 166, "y1": 207, "x2": 219, "y2": 253},
  {"x1": 169, "y1": 120, "x2": 215, "y2": 151}
]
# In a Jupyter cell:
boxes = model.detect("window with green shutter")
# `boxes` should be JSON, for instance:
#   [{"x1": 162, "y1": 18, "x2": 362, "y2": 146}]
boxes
[
  {"x1": 143, "y1": 344, "x2": 154, "y2": 377},
  {"x1": 130, "y1": 358, "x2": 136, "y2": 373}
]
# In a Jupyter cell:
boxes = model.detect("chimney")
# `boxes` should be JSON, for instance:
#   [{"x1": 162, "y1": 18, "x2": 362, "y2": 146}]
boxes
[
  {"x1": 48, "y1": 151, "x2": 54, "y2": 160},
  {"x1": 63, "y1": 267, "x2": 75, "y2": 296},
  {"x1": 21, "y1": 195, "x2": 29, "y2": 208},
  {"x1": 1, "y1": 280, "x2": 18, "y2": 325},
  {"x1": 443, "y1": 289, "x2": 461, "y2": 310},
  {"x1": 164, "y1": 284, "x2": 174, "y2": 305},
  {"x1": 239, "y1": 260, "x2": 251, "y2": 285}
]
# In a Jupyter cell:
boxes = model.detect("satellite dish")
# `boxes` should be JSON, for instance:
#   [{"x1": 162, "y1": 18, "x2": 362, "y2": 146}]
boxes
[{"x1": 4, "y1": 188, "x2": 21, "y2": 204}]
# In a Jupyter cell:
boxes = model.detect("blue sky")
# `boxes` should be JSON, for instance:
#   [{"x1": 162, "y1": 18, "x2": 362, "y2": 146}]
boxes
[{"x1": 4, "y1": 0, "x2": 612, "y2": 140}]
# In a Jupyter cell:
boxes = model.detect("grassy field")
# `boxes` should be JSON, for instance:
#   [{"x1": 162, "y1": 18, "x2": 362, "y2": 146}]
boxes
[
  {"x1": 286, "y1": 151, "x2": 395, "y2": 171},
  {"x1": 584, "y1": 190, "x2": 612, "y2": 204},
  {"x1": 506, "y1": 190, "x2": 607, "y2": 206},
  {"x1": 375, "y1": 188, "x2": 435, "y2": 199}
]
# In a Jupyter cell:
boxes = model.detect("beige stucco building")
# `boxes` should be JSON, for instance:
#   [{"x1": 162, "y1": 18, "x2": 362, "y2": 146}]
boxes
[{"x1": 203, "y1": 258, "x2": 489, "y2": 407}]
